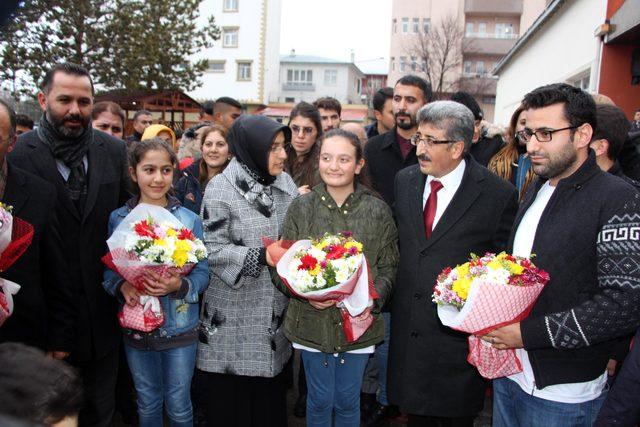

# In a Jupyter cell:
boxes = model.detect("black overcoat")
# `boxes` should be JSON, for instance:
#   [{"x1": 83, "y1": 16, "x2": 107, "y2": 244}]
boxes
[
  {"x1": 387, "y1": 157, "x2": 518, "y2": 417},
  {"x1": 9, "y1": 130, "x2": 130, "y2": 361}
]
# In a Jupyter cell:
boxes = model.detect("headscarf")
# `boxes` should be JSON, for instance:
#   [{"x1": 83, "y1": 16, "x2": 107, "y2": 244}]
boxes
[
  {"x1": 227, "y1": 115, "x2": 291, "y2": 186},
  {"x1": 141, "y1": 124, "x2": 177, "y2": 151}
]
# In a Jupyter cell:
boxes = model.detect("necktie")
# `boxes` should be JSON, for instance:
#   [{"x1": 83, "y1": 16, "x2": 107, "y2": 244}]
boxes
[{"x1": 424, "y1": 180, "x2": 443, "y2": 239}]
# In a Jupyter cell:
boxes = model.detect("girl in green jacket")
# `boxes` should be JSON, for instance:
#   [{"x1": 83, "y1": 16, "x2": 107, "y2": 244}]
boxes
[{"x1": 270, "y1": 129, "x2": 399, "y2": 427}]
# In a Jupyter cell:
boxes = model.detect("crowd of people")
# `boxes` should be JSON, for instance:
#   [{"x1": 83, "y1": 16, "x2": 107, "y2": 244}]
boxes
[{"x1": 1, "y1": 60, "x2": 640, "y2": 427}]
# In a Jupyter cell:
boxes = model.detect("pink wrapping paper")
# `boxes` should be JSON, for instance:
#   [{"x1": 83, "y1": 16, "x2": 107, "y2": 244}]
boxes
[{"x1": 118, "y1": 300, "x2": 165, "y2": 332}]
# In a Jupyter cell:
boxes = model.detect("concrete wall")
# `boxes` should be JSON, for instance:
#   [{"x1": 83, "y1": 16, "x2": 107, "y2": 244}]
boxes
[{"x1": 493, "y1": 0, "x2": 606, "y2": 125}]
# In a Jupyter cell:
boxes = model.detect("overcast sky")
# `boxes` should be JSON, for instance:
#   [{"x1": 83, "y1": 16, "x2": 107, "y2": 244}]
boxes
[{"x1": 279, "y1": 0, "x2": 392, "y2": 74}]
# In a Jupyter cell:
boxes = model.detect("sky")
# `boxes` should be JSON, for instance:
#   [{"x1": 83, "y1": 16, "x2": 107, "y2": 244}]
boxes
[{"x1": 279, "y1": 0, "x2": 392, "y2": 74}]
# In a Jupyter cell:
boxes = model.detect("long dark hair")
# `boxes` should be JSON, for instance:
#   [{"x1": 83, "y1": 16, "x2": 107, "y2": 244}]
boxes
[
  {"x1": 285, "y1": 102, "x2": 323, "y2": 187},
  {"x1": 318, "y1": 128, "x2": 375, "y2": 193}
]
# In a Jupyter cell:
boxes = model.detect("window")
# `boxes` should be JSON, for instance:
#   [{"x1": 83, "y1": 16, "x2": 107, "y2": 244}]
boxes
[
  {"x1": 482, "y1": 96, "x2": 496, "y2": 104},
  {"x1": 413, "y1": 18, "x2": 419, "y2": 33},
  {"x1": 569, "y1": 73, "x2": 590, "y2": 90},
  {"x1": 357, "y1": 79, "x2": 361, "y2": 94},
  {"x1": 286, "y1": 69, "x2": 313, "y2": 86},
  {"x1": 324, "y1": 69, "x2": 337, "y2": 86},
  {"x1": 400, "y1": 56, "x2": 407, "y2": 72},
  {"x1": 466, "y1": 22, "x2": 474, "y2": 36},
  {"x1": 223, "y1": 0, "x2": 238, "y2": 11},
  {"x1": 237, "y1": 61, "x2": 251, "y2": 81},
  {"x1": 464, "y1": 61, "x2": 472, "y2": 75},
  {"x1": 207, "y1": 60, "x2": 225, "y2": 72},
  {"x1": 391, "y1": 57, "x2": 395, "y2": 71},
  {"x1": 495, "y1": 23, "x2": 515, "y2": 38},
  {"x1": 423, "y1": 18, "x2": 431, "y2": 33},
  {"x1": 402, "y1": 17, "x2": 409, "y2": 34},
  {"x1": 477, "y1": 61, "x2": 485, "y2": 75},
  {"x1": 410, "y1": 56, "x2": 417, "y2": 71},
  {"x1": 477, "y1": 23, "x2": 486, "y2": 37},
  {"x1": 393, "y1": 18, "x2": 397, "y2": 34},
  {"x1": 222, "y1": 28, "x2": 238, "y2": 47},
  {"x1": 285, "y1": 97, "x2": 295, "y2": 103}
]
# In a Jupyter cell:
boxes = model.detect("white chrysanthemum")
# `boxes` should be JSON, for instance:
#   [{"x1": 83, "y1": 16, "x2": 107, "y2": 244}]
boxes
[
  {"x1": 308, "y1": 247, "x2": 326, "y2": 261},
  {"x1": 483, "y1": 266, "x2": 510, "y2": 285}
]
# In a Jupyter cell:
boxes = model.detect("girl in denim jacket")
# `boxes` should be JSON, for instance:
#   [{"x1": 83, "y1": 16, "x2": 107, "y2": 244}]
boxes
[{"x1": 103, "y1": 137, "x2": 209, "y2": 427}]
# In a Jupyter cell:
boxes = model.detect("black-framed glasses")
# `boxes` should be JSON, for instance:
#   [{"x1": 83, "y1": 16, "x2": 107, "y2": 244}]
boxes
[
  {"x1": 410, "y1": 134, "x2": 456, "y2": 147},
  {"x1": 518, "y1": 126, "x2": 579, "y2": 143},
  {"x1": 290, "y1": 124, "x2": 315, "y2": 135}
]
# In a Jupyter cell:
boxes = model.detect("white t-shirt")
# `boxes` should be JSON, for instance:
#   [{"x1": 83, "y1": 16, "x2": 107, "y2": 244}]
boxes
[{"x1": 508, "y1": 181, "x2": 608, "y2": 403}]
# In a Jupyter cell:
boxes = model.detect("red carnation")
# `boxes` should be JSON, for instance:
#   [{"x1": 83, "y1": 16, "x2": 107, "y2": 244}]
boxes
[
  {"x1": 298, "y1": 254, "x2": 318, "y2": 271},
  {"x1": 326, "y1": 245, "x2": 347, "y2": 260},
  {"x1": 134, "y1": 220, "x2": 158, "y2": 239},
  {"x1": 178, "y1": 228, "x2": 195, "y2": 241}
]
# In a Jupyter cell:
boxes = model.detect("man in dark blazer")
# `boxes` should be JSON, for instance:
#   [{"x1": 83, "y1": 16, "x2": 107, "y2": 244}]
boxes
[
  {"x1": 388, "y1": 101, "x2": 518, "y2": 426},
  {"x1": 0, "y1": 99, "x2": 74, "y2": 355},
  {"x1": 9, "y1": 63, "x2": 130, "y2": 427}
]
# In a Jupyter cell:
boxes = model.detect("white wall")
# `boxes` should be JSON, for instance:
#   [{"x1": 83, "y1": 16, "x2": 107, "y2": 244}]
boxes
[
  {"x1": 493, "y1": 0, "x2": 606, "y2": 125},
  {"x1": 276, "y1": 62, "x2": 363, "y2": 104},
  {"x1": 188, "y1": 0, "x2": 281, "y2": 104}
]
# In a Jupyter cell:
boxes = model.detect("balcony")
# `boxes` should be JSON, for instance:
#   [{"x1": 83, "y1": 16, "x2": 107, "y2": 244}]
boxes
[
  {"x1": 459, "y1": 75, "x2": 498, "y2": 95},
  {"x1": 282, "y1": 82, "x2": 315, "y2": 91},
  {"x1": 465, "y1": 0, "x2": 522, "y2": 16},
  {"x1": 463, "y1": 36, "x2": 518, "y2": 55}
]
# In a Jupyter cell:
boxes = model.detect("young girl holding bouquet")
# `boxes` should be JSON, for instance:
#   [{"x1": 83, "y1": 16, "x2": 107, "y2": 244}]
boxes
[
  {"x1": 271, "y1": 129, "x2": 399, "y2": 427},
  {"x1": 103, "y1": 137, "x2": 209, "y2": 427}
]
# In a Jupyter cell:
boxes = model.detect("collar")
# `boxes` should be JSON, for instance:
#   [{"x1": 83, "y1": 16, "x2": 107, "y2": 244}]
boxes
[
  {"x1": 380, "y1": 127, "x2": 399, "y2": 149},
  {"x1": 313, "y1": 183, "x2": 372, "y2": 211},
  {"x1": 124, "y1": 195, "x2": 181, "y2": 213},
  {"x1": 607, "y1": 161, "x2": 623, "y2": 178},
  {"x1": 426, "y1": 159, "x2": 466, "y2": 191},
  {"x1": 535, "y1": 149, "x2": 601, "y2": 191}
]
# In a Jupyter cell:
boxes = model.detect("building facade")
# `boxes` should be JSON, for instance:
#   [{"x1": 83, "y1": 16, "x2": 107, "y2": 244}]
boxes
[
  {"x1": 388, "y1": 0, "x2": 546, "y2": 121},
  {"x1": 188, "y1": 0, "x2": 282, "y2": 106},
  {"x1": 272, "y1": 52, "x2": 365, "y2": 105}
]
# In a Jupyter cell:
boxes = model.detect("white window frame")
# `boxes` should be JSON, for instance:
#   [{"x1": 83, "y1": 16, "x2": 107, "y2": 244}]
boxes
[
  {"x1": 402, "y1": 17, "x2": 409, "y2": 34},
  {"x1": 477, "y1": 61, "x2": 485, "y2": 75},
  {"x1": 237, "y1": 60, "x2": 252, "y2": 81},
  {"x1": 223, "y1": 0, "x2": 238, "y2": 12},
  {"x1": 207, "y1": 60, "x2": 226, "y2": 73},
  {"x1": 222, "y1": 27, "x2": 239, "y2": 47},
  {"x1": 324, "y1": 69, "x2": 337, "y2": 86},
  {"x1": 413, "y1": 18, "x2": 420, "y2": 33},
  {"x1": 423, "y1": 18, "x2": 431, "y2": 33},
  {"x1": 466, "y1": 22, "x2": 474, "y2": 36}
]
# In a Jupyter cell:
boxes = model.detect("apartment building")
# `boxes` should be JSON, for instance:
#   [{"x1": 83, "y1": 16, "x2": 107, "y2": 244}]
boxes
[
  {"x1": 188, "y1": 0, "x2": 282, "y2": 106},
  {"x1": 388, "y1": 0, "x2": 546, "y2": 121}
]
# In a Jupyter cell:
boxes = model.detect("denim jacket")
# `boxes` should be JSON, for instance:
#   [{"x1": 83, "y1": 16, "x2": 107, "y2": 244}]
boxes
[{"x1": 103, "y1": 196, "x2": 209, "y2": 339}]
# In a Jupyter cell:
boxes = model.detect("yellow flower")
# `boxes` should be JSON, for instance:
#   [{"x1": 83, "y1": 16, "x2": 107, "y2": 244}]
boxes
[
  {"x1": 314, "y1": 240, "x2": 329, "y2": 250},
  {"x1": 452, "y1": 276, "x2": 472, "y2": 300},
  {"x1": 172, "y1": 250, "x2": 188, "y2": 267},
  {"x1": 487, "y1": 259, "x2": 503, "y2": 271},
  {"x1": 309, "y1": 264, "x2": 321, "y2": 276},
  {"x1": 507, "y1": 261, "x2": 524, "y2": 275},
  {"x1": 154, "y1": 239, "x2": 167, "y2": 247},
  {"x1": 455, "y1": 262, "x2": 470, "y2": 278},
  {"x1": 175, "y1": 239, "x2": 191, "y2": 252},
  {"x1": 344, "y1": 241, "x2": 363, "y2": 253},
  {"x1": 496, "y1": 252, "x2": 508, "y2": 260},
  {"x1": 166, "y1": 228, "x2": 177, "y2": 237}
]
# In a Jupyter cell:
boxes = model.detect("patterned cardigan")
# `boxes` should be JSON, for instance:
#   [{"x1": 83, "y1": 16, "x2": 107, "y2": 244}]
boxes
[{"x1": 196, "y1": 158, "x2": 298, "y2": 377}]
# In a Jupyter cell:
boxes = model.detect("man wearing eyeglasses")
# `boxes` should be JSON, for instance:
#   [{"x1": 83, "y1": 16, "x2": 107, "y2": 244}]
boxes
[
  {"x1": 483, "y1": 83, "x2": 640, "y2": 426},
  {"x1": 388, "y1": 101, "x2": 518, "y2": 426}
]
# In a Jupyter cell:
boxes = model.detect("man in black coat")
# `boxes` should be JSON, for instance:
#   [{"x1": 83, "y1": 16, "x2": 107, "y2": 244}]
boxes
[
  {"x1": 9, "y1": 63, "x2": 130, "y2": 427},
  {"x1": 0, "y1": 99, "x2": 74, "y2": 355},
  {"x1": 365, "y1": 75, "x2": 432, "y2": 207},
  {"x1": 388, "y1": 101, "x2": 518, "y2": 426}
]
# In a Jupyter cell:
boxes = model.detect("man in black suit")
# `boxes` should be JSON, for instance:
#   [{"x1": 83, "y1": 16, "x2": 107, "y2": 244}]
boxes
[
  {"x1": 388, "y1": 101, "x2": 518, "y2": 426},
  {"x1": 0, "y1": 99, "x2": 74, "y2": 356},
  {"x1": 10, "y1": 63, "x2": 130, "y2": 427}
]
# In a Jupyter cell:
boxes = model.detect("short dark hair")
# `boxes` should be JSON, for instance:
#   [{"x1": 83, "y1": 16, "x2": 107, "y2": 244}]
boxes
[
  {"x1": 15, "y1": 113, "x2": 34, "y2": 130},
  {"x1": 372, "y1": 87, "x2": 393, "y2": 113},
  {"x1": 593, "y1": 104, "x2": 631, "y2": 160},
  {"x1": 201, "y1": 100, "x2": 215, "y2": 116},
  {"x1": 133, "y1": 109, "x2": 152, "y2": 122},
  {"x1": 395, "y1": 75, "x2": 433, "y2": 103},
  {"x1": 289, "y1": 101, "x2": 323, "y2": 138},
  {"x1": 313, "y1": 97, "x2": 342, "y2": 116},
  {"x1": 522, "y1": 83, "x2": 597, "y2": 133},
  {"x1": 214, "y1": 96, "x2": 242, "y2": 112},
  {"x1": 0, "y1": 98, "x2": 17, "y2": 137},
  {"x1": 450, "y1": 91, "x2": 483, "y2": 121},
  {"x1": 0, "y1": 343, "x2": 83, "y2": 425},
  {"x1": 92, "y1": 101, "x2": 125, "y2": 126},
  {"x1": 40, "y1": 62, "x2": 94, "y2": 95}
]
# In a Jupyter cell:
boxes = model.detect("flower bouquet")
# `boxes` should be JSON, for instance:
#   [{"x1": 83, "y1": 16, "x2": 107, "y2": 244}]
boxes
[
  {"x1": 102, "y1": 203, "x2": 207, "y2": 332},
  {"x1": 432, "y1": 252, "x2": 549, "y2": 379},
  {"x1": 273, "y1": 232, "x2": 378, "y2": 342},
  {"x1": 0, "y1": 203, "x2": 35, "y2": 327}
]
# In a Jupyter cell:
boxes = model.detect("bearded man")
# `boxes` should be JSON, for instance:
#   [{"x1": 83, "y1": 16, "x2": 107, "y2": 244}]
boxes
[{"x1": 10, "y1": 62, "x2": 130, "y2": 427}]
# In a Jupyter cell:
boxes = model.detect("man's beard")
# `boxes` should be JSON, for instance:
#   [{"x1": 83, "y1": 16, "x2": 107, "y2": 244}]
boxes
[
  {"x1": 395, "y1": 111, "x2": 416, "y2": 130},
  {"x1": 46, "y1": 107, "x2": 90, "y2": 138},
  {"x1": 531, "y1": 144, "x2": 577, "y2": 180}
]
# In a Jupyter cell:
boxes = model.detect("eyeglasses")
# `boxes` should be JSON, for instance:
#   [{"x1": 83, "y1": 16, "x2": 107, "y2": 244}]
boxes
[
  {"x1": 290, "y1": 125, "x2": 315, "y2": 135},
  {"x1": 410, "y1": 134, "x2": 456, "y2": 147},
  {"x1": 518, "y1": 126, "x2": 579, "y2": 143}
]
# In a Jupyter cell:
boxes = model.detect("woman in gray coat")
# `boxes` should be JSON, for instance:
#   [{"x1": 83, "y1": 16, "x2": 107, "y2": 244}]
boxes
[{"x1": 197, "y1": 115, "x2": 298, "y2": 426}]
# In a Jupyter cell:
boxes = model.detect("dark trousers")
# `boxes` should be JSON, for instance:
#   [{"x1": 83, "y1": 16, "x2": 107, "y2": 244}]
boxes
[
  {"x1": 198, "y1": 369, "x2": 288, "y2": 427},
  {"x1": 70, "y1": 346, "x2": 119, "y2": 427},
  {"x1": 407, "y1": 414, "x2": 475, "y2": 427}
]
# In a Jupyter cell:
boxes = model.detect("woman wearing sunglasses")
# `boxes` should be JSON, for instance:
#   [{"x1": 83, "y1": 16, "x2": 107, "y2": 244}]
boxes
[{"x1": 286, "y1": 102, "x2": 324, "y2": 195}]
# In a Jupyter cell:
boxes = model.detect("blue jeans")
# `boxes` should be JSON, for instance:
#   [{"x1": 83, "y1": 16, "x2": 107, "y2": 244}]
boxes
[
  {"x1": 493, "y1": 377, "x2": 607, "y2": 427},
  {"x1": 375, "y1": 312, "x2": 391, "y2": 406},
  {"x1": 302, "y1": 350, "x2": 370, "y2": 427},
  {"x1": 124, "y1": 343, "x2": 197, "y2": 427}
]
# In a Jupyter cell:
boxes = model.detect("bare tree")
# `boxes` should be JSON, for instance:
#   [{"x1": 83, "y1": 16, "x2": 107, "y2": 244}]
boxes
[{"x1": 405, "y1": 14, "x2": 471, "y2": 98}]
